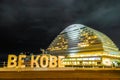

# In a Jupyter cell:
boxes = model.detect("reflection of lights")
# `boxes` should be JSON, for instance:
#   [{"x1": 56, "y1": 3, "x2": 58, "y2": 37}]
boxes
[
  {"x1": 82, "y1": 58, "x2": 88, "y2": 60},
  {"x1": 77, "y1": 58, "x2": 82, "y2": 60},
  {"x1": 58, "y1": 37, "x2": 61, "y2": 39},
  {"x1": 69, "y1": 53, "x2": 75, "y2": 57},
  {"x1": 78, "y1": 43, "x2": 89, "y2": 47},
  {"x1": 102, "y1": 59, "x2": 112, "y2": 66},
  {"x1": 83, "y1": 62, "x2": 88, "y2": 65},
  {"x1": 113, "y1": 61, "x2": 118, "y2": 66}
]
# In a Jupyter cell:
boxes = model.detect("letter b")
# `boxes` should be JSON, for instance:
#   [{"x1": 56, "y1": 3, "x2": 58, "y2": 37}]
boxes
[
  {"x1": 7, "y1": 55, "x2": 17, "y2": 68},
  {"x1": 49, "y1": 55, "x2": 57, "y2": 68}
]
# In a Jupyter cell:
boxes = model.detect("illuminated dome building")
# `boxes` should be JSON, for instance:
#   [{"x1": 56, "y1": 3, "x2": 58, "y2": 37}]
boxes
[{"x1": 47, "y1": 24, "x2": 120, "y2": 67}]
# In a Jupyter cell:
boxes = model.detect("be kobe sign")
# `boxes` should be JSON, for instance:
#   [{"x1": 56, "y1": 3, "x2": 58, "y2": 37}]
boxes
[{"x1": 7, "y1": 54, "x2": 65, "y2": 68}]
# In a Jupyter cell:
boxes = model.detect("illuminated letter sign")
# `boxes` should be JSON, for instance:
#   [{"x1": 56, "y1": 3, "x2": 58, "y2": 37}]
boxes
[
  {"x1": 7, "y1": 55, "x2": 17, "y2": 68},
  {"x1": 31, "y1": 55, "x2": 40, "y2": 68},
  {"x1": 40, "y1": 55, "x2": 49, "y2": 68},
  {"x1": 18, "y1": 55, "x2": 26, "y2": 68},
  {"x1": 7, "y1": 54, "x2": 65, "y2": 68},
  {"x1": 49, "y1": 55, "x2": 57, "y2": 68}
]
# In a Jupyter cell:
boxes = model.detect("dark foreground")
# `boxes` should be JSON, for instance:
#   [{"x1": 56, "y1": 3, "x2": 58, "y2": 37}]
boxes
[{"x1": 0, "y1": 68, "x2": 120, "y2": 80}]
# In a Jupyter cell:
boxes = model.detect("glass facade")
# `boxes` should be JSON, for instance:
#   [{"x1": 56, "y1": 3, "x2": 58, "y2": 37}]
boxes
[{"x1": 47, "y1": 24, "x2": 120, "y2": 67}]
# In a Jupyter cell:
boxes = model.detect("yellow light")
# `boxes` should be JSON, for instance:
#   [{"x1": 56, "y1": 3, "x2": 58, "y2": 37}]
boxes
[{"x1": 102, "y1": 58, "x2": 112, "y2": 66}]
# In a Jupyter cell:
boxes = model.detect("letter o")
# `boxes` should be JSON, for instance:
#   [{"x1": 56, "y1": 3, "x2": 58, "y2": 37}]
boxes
[{"x1": 40, "y1": 55, "x2": 48, "y2": 68}]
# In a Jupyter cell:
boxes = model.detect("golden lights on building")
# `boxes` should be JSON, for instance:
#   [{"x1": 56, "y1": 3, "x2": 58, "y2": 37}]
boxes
[{"x1": 47, "y1": 24, "x2": 120, "y2": 67}]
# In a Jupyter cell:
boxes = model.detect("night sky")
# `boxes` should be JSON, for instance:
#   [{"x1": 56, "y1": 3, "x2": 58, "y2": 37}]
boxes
[{"x1": 0, "y1": 0, "x2": 120, "y2": 62}]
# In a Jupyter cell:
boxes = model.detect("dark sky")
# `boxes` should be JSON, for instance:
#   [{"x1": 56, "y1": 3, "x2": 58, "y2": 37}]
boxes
[{"x1": 0, "y1": 0, "x2": 120, "y2": 62}]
